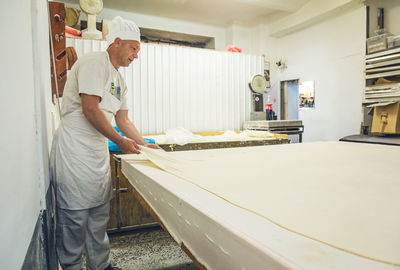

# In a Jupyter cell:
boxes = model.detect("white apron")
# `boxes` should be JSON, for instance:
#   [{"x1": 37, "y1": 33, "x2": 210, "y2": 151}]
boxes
[{"x1": 50, "y1": 65, "x2": 123, "y2": 210}]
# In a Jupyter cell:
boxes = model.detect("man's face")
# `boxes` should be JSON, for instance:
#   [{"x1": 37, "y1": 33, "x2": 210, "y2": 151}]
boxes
[{"x1": 117, "y1": 40, "x2": 140, "y2": 67}]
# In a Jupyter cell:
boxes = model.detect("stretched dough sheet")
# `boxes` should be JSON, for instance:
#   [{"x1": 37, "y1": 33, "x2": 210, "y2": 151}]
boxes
[{"x1": 138, "y1": 142, "x2": 400, "y2": 266}]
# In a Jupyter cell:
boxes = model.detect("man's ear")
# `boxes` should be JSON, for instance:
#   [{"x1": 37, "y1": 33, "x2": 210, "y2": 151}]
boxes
[{"x1": 113, "y1": 38, "x2": 122, "y2": 47}]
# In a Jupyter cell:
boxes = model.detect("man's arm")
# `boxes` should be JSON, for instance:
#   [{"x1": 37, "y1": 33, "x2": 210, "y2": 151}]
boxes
[
  {"x1": 81, "y1": 94, "x2": 140, "y2": 154},
  {"x1": 115, "y1": 110, "x2": 160, "y2": 149}
]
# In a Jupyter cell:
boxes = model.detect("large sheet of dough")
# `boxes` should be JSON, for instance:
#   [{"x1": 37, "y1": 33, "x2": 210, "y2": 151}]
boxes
[{"x1": 138, "y1": 142, "x2": 400, "y2": 266}]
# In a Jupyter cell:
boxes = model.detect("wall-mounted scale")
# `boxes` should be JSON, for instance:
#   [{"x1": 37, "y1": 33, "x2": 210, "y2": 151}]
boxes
[
  {"x1": 80, "y1": 0, "x2": 103, "y2": 39},
  {"x1": 249, "y1": 74, "x2": 269, "y2": 120}
]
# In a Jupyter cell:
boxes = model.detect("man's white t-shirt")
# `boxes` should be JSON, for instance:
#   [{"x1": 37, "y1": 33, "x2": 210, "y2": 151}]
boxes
[
  {"x1": 61, "y1": 51, "x2": 128, "y2": 119},
  {"x1": 51, "y1": 51, "x2": 129, "y2": 210}
]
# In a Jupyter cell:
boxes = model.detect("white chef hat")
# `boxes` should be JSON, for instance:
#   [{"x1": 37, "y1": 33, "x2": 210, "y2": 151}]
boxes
[{"x1": 106, "y1": 16, "x2": 140, "y2": 47}]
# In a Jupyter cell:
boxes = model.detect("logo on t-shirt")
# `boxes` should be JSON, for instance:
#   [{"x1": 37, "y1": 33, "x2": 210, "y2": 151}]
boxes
[{"x1": 110, "y1": 82, "x2": 121, "y2": 100}]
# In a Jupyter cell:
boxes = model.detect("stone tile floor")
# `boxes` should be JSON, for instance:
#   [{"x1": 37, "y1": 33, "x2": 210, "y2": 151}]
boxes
[{"x1": 108, "y1": 227, "x2": 199, "y2": 270}]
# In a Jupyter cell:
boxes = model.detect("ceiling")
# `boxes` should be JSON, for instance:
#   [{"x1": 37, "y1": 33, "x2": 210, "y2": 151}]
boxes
[{"x1": 66, "y1": 0, "x2": 310, "y2": 27}]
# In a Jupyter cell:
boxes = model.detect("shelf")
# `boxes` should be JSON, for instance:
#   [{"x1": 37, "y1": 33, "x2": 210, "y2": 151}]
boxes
[
  {"x1": 365, "y1": 65, "x2": 400, "y2": 74},
  {"x1": 365, "y1": 82, "x2": 400, "y2": 90},
  {"x1": 366, "y1": 47, "x2": 400, "y2": 59},
  {"x1": 364, "y1": 47, "x2": 400, "y2": 80},
  {"x1": 366, "y1": 58, "x2": 400, "y2": 69},
  {"x1": 363, "y1": 49, "x2": 400, "y2": 104},
  {"x1": 365, "y1": 70, "x2": 400, "y2": 79},
  {"x1": 365, "y1": 52, "x2": 400, "y2": 64}
]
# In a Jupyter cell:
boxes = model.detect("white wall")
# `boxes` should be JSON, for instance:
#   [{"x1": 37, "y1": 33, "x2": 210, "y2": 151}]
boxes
[
  {"x1": 101, "y1": 8, "x2": 228, "y2": 51},
  {"x1": 367, "y1": 0, "x2": 400, "y2": 36},
  {"x1": 0, "y1": 0, "x2": 52, "y2": 268},
  {"x1": 273, "y1": 5, "x2": 365, "y2": 142},
  {"x1": 384, "y1": 0, "x2": 400, "y2": 35},
  {"x1": 61, "y1": 2, "x2": 276, "y2": 54},
  {"x1": 33, "y1": 0, "x2": 56, "y2": 209},
  {"x1": 0, "y1": 0, "x2": 40, "y2": 268},
  {"x1": 269, "y1": 0, "x2": 362, "y2": 37},
  {"x1": 253, "y1": 23, "x2": 280, "y2": 108},
  {"x1": 62, "y1": 2, "x2": 228, "y2": 50},
  {"x1": 226, "y1": 23, "x2": 254, "y2": 53}
]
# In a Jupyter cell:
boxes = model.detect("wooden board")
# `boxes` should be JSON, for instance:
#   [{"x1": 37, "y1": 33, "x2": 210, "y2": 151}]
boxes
[{"x1": 158, "y1": 138, "x2": 289, "y2": 152}]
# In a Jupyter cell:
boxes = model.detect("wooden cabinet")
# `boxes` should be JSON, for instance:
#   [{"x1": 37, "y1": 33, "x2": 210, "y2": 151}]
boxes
[{"x1": 107, "y1": 154, "x2": 157, "y2": 233}]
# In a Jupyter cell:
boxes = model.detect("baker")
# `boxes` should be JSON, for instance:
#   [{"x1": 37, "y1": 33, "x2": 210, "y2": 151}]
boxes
[{"x1": 50, "y1": 16, "x2": 160, "y2": 270}]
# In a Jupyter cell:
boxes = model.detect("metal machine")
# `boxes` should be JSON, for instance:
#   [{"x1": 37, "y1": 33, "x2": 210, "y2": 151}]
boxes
[{"x1": 244, "y1": 120, "x2": 304, "y2": 142}]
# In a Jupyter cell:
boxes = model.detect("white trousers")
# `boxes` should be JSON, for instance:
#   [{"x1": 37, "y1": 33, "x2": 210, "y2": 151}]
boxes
[{"x1": 56, "y1": 202, "x2": 111, "y2": 270}]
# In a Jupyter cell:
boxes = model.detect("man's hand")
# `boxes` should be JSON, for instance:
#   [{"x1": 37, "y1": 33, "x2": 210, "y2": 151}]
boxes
[
  {"x1": 144, "y1": 143, "x2": 161, "y2": 150},
  {"x1": 117, "y1": 137, "x2": 141, "y2": 154}
]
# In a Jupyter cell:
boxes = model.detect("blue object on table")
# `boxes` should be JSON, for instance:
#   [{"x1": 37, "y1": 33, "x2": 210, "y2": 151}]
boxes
[{"x1": 108, "y1": 126, "x2": 155, "y2": 152}]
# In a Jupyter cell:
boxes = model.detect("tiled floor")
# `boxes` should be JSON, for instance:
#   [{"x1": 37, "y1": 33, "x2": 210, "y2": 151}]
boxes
[{"x1": 108, "y1": 227, "x2": 199, "y2": 270}]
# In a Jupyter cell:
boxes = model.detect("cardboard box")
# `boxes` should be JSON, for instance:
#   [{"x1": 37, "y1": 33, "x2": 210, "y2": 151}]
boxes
[
  {"x1": 367, "y1": 34, "x2": 389, "y2": 54},
  {"x1": 371, "y1": 102, "x2": 400, "y2": 134},
  {"x1": 388, "y1": 35, "x2": 400, "y2": 49}
]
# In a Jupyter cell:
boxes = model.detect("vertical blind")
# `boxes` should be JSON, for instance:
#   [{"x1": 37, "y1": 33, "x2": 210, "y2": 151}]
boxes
[{"x1": 67, "y1": 38, "x2": 263, "y2": 134}]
